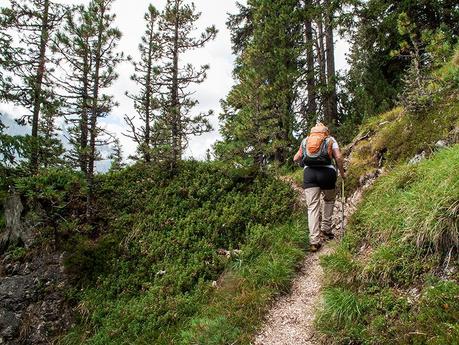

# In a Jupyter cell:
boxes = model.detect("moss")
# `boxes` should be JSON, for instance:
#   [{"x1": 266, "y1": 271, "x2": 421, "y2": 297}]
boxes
[{"x1": 345, "y1": 93, "x2": 459, "y2": 196}]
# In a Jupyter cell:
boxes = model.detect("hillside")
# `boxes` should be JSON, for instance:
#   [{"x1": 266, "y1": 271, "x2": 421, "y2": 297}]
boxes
[
  {"x1": 318, "y1": 143, "x2": 459, "y2": 344},
  {"x1": 315, "y1": 53, "x2": 459, "y2": 344},
  {"x1": 1, "y1": 1, "x2": 459, "y2": 343},
  {"x1": 11, "y1": 162, "x2": 305, "y2": 345}
]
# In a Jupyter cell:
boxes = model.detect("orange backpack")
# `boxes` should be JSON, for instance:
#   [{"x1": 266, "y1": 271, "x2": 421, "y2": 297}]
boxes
[{"x1": 301, "y1": 124, "x2": 333, "y2": 166}]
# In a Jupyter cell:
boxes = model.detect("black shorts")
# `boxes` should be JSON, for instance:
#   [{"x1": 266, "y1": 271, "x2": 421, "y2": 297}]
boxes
[{"x1": 303, "y1": 167, "x2": 337, "y2": 190}]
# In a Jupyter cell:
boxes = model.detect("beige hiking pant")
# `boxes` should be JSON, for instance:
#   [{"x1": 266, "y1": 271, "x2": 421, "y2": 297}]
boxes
[{"x1": 304, "y1": 187, "x2": 335, "y2": 245}]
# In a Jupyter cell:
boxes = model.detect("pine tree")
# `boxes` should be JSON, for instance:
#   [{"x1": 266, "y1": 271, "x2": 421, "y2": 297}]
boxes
[
  {"x1": 124, "y1": 5, "x2": 162, "y2": 163},
  {"x1": 3, "y1": 0, "x2": 66, "y2": 173},
  {"x1": 345, "y1": 0, "x2": 459, "y2": 121},
  {"x1": 158, "y1": 0, "x2": 217, "y2": 168},
  {"x1": 53, "y1": 4, "x2": 94, "y2": 174},
  {"x1": 85, "y1": 0, "x2": 124, "y2": 213},
  {"x1": 108, "y1": 136, "x2": 124, "y2": 172},
  {"x1": 53, "y1": 0, "x2": 124, "y2": 215},
  {"x1": 216, "y1": 0, "x2": 302, "y2": 168},
  {"x1": 0, "y1": 9, "x2": 15, "y2": 103},
  {"x1": 226, "y1": 1, "x2": 254, "y2": 56}
]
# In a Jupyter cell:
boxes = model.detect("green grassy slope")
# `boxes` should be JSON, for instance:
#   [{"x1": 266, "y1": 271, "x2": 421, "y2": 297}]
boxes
[
  {"x1": 317, "y1": 144, "x2": 459, "y2": 345},
  {"x1": 316, "y1": 50, "x2": 459, "y2": 345},
  {"x1": 50, "y1": 161, "x2": 308, "y2": 345}
]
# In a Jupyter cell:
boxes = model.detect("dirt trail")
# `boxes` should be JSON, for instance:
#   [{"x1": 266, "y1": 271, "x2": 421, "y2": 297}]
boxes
[
  {"x1": 254, "y1": 243, "x2": 333, "y2": 345},
  {"x1": 254, "y1": 174, "x2": 375, "y2": 345}
]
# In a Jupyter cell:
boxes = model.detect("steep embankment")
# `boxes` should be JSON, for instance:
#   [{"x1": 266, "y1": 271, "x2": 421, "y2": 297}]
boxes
[
  {"x1": 317, "y1": 144, "x2": 459, "y2": 344},
  {"x1": 316, "y1": 53, "x2": 459, "y2": 344}
]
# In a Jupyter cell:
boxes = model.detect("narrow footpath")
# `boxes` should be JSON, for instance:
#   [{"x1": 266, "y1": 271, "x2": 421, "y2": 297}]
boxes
[{"x1": 254, "y1": 173, "x2": 376, "y2": 345}]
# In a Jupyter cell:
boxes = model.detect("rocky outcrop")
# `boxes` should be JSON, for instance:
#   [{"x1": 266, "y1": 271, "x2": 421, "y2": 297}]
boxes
[
  {"x1": 0, "y1": 191, "x2": 34, "y2": 253},
  {"x1": 0, "y1": 251, "x2": 73, "y2": 344}
]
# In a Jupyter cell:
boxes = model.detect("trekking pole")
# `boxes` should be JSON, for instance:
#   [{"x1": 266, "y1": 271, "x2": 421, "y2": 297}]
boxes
[{"x1": 340, "y1": 179, "x2": 345, "y2": 236}]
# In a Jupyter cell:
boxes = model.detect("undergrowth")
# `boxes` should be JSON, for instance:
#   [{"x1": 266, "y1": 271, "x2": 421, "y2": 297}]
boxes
[
  {"x1": 317, "y1": 145, "x2": 459, "y2": 345},
  {"x1": 53, "y1": 160, "x2": 307, "y2": 344}
]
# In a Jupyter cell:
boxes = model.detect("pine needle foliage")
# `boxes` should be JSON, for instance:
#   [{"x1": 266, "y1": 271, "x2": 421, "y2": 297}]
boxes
[{"x1": 57, "y1": 161, "x2": 306, "y2": 344}]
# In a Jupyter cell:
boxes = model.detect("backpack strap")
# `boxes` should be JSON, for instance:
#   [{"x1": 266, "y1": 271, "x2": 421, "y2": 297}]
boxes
[
  {"x1": 301, "y1": 137, "x2": 308, "y2": 158},
  {"x1": 325, "y1": 137, "x2": 334, "y2": 159}
]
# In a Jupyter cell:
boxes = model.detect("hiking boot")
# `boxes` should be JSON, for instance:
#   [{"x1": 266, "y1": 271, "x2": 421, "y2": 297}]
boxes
[
  {"x1": 322, "y1": 232, "x2": 335, "y2": 241},
  {"x1": 309, "y1": 243, "x2": 322, "y2": 252}
]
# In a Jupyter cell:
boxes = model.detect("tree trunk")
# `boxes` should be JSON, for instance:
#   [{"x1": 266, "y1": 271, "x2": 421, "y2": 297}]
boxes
[
  {"x1": 316, "y1": 15, "x2": 328, "y2": 122},
  {"x1": 31, "y1": 0, "x2": 50, "y2": 173},
  {"x1": 324, "y1": 0, "x2": 338, "y2": 126},
  {"x1": 80, "y1": 39, "x2": 90, "y2": 174},
  {"x1": 304, "y1": 0, "x2": 317, "y2": 118},
  {"x1": 144, "y1": 19, "x2": 154, "y2": 163},
  {"x1": 87, "y1": 1, "x2": 105, "y2": 218},
  {"x1": 171, "y1": 0, "x2": 181, "y2": 167}
]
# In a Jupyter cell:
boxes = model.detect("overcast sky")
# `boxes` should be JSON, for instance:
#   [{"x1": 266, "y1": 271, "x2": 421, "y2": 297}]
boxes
[{"x1": 1, "y1": 0, "x2": 349, "y2": 165}]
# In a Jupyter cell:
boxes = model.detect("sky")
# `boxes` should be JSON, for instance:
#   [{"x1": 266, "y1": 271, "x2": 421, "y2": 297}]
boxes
[{"x1": 0, "y1": 0, "x2": 350, "y2": 167}]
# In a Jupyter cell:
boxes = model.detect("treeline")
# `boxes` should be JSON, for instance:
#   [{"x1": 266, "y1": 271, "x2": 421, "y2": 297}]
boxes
[
  {"x1": 215, "y1": 0, "x2": 459, "y2": 169},
  {"x1": 0, "y1": 0, "x2": 216, "y2": 214}
]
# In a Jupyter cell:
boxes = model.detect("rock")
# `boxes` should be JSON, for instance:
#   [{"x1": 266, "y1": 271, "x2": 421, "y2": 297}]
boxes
[
  {"x1": 0, "y1": 191, "x2": 36, "y2": 254},
  {"x1": 358, "y1": 169, "x2": 382, "y2": 187},
  {"x1": 0, "y1": 276, "x2": 36, "y2": 311},
  {"x1": 435, "y1": 139, "x2": 448, "y2": 149},
  {"x1": 0, "y1": 251, "x2": 73, "y2": 344},
  {"x1": 408, "y1": 151, "x2": 426, "y2": 165},
  {"x1": 217, "y1": 248, "x2": 230, "y2": 257},
  {"x1": 448, "y1": 126, "x2": 459, "y2": 144},
  {"x1": 0, "y1": 309, "x2": 20, "y2": 340}
]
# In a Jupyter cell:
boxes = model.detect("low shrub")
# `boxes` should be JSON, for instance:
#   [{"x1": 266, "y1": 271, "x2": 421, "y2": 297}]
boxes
[{"x1": 60, "y1": 161, "x2": 306, "y2": 344}]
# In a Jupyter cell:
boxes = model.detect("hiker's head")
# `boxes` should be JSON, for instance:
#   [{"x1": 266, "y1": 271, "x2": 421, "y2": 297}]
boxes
[{"x1": 311, "y1": 123, "x2": 329, "y2": 136}]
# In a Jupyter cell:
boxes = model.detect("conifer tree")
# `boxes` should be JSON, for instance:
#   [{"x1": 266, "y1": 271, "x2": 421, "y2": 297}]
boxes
[
  {"x1": 2, "y1": 0, "x2": 66, "y2": 173},
  {"x1": 0, "y1": 10, "x2": 14, "y2": 104},
  {"x1": 85, "y1": 0, "x2": 124, "y2": 212},
  {"x1": 217, "y1": 0, "x2": 302, "y2": 168},
  {"x1": 53, "y1": 4, "x2": 93, "y2": 173},
  {"x1": 124, "y1": 5, "x2": 161, "y2": 163},
  {"x1": 158, "y1": 0, "x2": 217, "y2": 168},
  {"x1": 108, "y1": 136, "x2": 124, "y2": 172},
  {"x1": 54, "y1": 0, "x2": 124, "y2": 214},
  {"x1": 226, "y1": 1, "x2": 254, "y2": 56},
  {"x1": 345, "y1": 0, "x2": 459, "y2": 122}
]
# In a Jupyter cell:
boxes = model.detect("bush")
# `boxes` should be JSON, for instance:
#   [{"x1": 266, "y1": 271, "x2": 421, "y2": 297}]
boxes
[{"x1": 61, "y1": 160, "x2": 304, "y2": 344}]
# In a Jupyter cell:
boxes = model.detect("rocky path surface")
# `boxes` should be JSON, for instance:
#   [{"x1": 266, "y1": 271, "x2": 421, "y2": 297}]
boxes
[
  {"x1": 254, "y1": 174, "x2": 377, "y2": 345},
  {"x1": 254, "y1": 243, "x2": 333, "y2": 345}
]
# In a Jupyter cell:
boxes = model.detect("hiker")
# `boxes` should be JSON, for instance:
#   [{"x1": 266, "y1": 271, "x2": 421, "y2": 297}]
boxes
[{"x1": 293, "y1": 123, "x2": 345, "y2": 252}]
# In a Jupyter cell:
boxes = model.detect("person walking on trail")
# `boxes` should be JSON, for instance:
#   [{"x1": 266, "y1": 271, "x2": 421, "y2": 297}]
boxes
[{"x1": 293, "y1": 123, "x2": 345, "y2": 252}]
